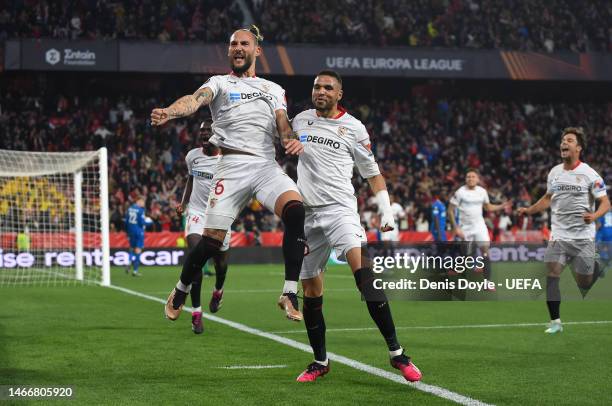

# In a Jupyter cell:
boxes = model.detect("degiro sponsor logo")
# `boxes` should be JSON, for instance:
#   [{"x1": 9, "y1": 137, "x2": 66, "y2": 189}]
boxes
[
  {"x1": 45, "y1": 48, "x2": 97, "y2": 66},
  {"x1": 301, "y1": 135, "x2": 341, "y2": 149},
  {"x1": 228, "y1": 91, "x2": 273, "y2": 103}
]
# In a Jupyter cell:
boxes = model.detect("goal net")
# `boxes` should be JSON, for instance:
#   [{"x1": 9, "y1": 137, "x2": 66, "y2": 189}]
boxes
[{"x1": 0, "y1": 148, "x2": 110, "y2": 286}]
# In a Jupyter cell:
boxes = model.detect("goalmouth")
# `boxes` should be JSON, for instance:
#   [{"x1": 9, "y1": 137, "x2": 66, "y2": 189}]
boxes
[{"x1": 0, "y1": 148, "x2": 110, "y2": 286}]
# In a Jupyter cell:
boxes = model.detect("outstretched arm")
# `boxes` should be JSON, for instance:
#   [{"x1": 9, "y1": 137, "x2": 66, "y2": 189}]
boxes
[
  {"x1": 151, "y1": 87, "x2": 214, "y2": 126},
  {"x1": 484, "y1": 201, "x2": 512, "y2": 212},
  {"x1": 517, "y1": 193, "x2": 552, "y2": 216}
]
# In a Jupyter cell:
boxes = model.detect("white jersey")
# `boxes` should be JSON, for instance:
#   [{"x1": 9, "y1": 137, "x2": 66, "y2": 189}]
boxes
[
  {"x1": 185, "y1": 148, "x2": 221, "y2": 214},
  {"x1": 450, "y1": 185, "x2": 489, "y2": 230},
  {"x1": 200, "y1": 74, "x2": 286, "y2": 161},
  {"x1": 547, "y1": 162, "x2": 607, "y2": 240},
  {"x1": 294, "y1": 108, "x2": 380, "y2": 210}
]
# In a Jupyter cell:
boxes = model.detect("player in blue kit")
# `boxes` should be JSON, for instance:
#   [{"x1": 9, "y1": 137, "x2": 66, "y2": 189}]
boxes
[
  {"x1": 597, "y1": 210, "x2": 612, "y2": 272},
  {"x1": 430, "y1": 190, "x2": 447, "y2": 242},
  {"x1": 125, "y1": 198, "x2": 147, "y2": 277}
]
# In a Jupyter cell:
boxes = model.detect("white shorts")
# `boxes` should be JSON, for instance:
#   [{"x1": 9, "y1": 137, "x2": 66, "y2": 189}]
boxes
[
  {"x1": 203, "y1": 155, "x2": 299, "y2": 230},
  {"x1": 381, "y1": 228, "x2": 399, "y2": 242},
  {"x1": 462, "y1": 223, "x2": 490, "y2": 248},
  {"x1": 185, "y1": 210, "x2": 231, "y2": 252},
  {"x1": 300, "y1": 205, "x2": 367, "y2": 280}
]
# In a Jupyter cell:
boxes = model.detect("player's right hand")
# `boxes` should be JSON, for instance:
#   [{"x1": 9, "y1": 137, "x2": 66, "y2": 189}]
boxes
[
  {"x1": 517, "y1": 207, "x2": 529, "y2": 216},
  {"x1": 175, "y1": 203, "x2": 185, "y2": 216},
  {"x1": 151, "y1": 108, "x2": 170, "y2": 126},
  {"x1": 454, "y1": 227, "x2": 465, "y2": 239},
  {"x1": 284, "y1": 139, "x2": 304, "y2": 155}
]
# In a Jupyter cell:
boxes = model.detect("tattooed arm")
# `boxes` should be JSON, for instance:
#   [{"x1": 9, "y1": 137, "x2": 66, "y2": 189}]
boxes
[{"x1": 150, "y1": 87, "x2": 214, "y2": 126}]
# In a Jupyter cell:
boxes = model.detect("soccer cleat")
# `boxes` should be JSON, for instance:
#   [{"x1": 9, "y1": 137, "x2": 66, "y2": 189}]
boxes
[
  {"x1": 390, "y1": 353, "x2": 422, "y2": 382},
  {"x1": 296, "y1": 361, "x2": 330, "y2": 382},
  {"x1": 165, "y1": 288, "x2": 185, "y2": 321},
  {"x1": 209, "y1": 289, "x2": 224, "y2": 313},
  {"x1": 191, "y1": 311, "x2": 203, "y2": 334},
  {"x1": 545, "y1": 320, "x2": 563, "y2": 334},
  {"x1": 278, "y1": 292, "x2": 303, "y2": 321},
  {"x1": 132, "y1": 271, "x2": 141, "y2": 277}
]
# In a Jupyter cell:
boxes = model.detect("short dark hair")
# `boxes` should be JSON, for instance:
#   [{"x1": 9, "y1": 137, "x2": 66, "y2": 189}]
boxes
[
  {"x1": 466, "y1": 168, "x2": 479, "y2": 176},
  {"x1": 561, "y1": 127, "x2": 587, "y2": 152},
  {"x1": 317, "y1": 70, "x2": 343, "y2": 88}
]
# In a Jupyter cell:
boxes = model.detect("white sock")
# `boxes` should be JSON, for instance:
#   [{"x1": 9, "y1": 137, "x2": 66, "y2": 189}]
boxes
[
  {"x1": 315, "y1": 359, "x2": 329, "y2": 366},
  {"x1": 283, "y1": 280, "x2": 298, "y2": 294},
  {"x1": 192, "y1": 306, "x2": 202, "y2": 313},
  {"x1": 389, "y1": 347, "x2": 404, "y2": 358},
  {"x1": 176, "y1": 281, "x2": 191, "y2": 293},
  {"x1": 552, "y1": 318, "x2": 561, "y2": 323}
]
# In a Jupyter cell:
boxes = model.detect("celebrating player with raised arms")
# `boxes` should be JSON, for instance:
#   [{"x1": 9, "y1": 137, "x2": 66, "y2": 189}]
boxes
[
  {"x1": 151, "y1": 25, "x2": 307, "y2": 322},
  {"x1": 518, "y1": 127, "x2": 610, "y2": 334},
  {"x1": 448, "y1": 169, "x2": 511, "y2": 286},
  {"x1": 291, "y1": 70, "x2": 421, "y2": 383},
  {"x1": 176, "y1": 119, "x2": 230, "y2": 334}
]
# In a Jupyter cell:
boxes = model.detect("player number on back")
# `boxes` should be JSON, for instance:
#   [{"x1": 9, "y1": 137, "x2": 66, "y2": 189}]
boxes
[
  {"x1": 128, "y1": 211, "x2": 137, "y2": 224},
  {"x1": 215, "y1": 179, "x2": 225, "y2": 195}
]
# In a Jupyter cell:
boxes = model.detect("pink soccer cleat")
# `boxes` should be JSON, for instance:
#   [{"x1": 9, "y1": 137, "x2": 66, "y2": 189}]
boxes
[
  {"x1": 390, "y1": 353, "x2": 422, "y2": 382},
  {"x1": 296, "y1": 362, "x2": 330, "y2": 382},
  {"x1": 191, "y1": 311, "x2": 203, "y2": 334},
  {"x1": 209, "y1": 289, "x2": 224, "y2": 313}
]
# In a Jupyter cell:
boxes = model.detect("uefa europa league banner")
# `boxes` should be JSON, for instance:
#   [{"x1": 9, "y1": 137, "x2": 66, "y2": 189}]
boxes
[{"x1": 5, "y1": 39, "x2": 612, "y2": 81}]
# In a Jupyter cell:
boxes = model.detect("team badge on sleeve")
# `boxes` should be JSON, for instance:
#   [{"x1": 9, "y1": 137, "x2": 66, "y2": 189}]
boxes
[{"x1": 595, "y1": 179, "x2": 606, "y2": 192}]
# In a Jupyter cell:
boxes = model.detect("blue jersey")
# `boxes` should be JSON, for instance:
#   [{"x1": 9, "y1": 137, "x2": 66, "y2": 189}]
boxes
[
  {"x1": 125, "y1": 204, "x2": 146, "y2": 235},
  {"x1": 597, "y1": 211, "x2": 612, "y2": 242},
  {"x1": 430, "y1": 199, "x2": 447, "y2": 241}
]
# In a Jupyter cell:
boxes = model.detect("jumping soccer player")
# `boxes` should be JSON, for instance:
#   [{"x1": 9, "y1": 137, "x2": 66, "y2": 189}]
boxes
[
  {"x1": 518, "y1": 127, "x2": 610, "y2": 334},
  {"x1": 176, "y1": 119, "x2": 231, "y2": 334},
  {"x1": 125, "y1": 198, "x2": 146, "y2": 277},
  {"x1": 151, "y1": 25, "x2": 306, "y2": 322},
  {"x1": 448, "y1": 169, "x2": 511, "y2": 285},
  {"x1": 292, "y1": 70, "x2": 421, "y2": 383}
]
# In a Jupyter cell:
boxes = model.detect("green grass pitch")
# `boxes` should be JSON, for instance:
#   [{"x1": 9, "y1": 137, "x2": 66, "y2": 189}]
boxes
[{"x1": 1, "y1": 263, "x2": 611, "y2": 405}]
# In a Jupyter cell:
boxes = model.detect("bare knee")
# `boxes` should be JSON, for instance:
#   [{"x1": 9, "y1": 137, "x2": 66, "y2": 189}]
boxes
[{"x1": 302, "y1": 275, "x2": 323, "y2": 297}]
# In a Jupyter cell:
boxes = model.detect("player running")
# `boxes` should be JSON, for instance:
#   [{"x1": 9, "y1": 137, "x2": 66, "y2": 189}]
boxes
[
  {"x1": 292, "y1": 70, "x2": 421, "y2": 383},
  {"x1": 518, "y1": 127, "x2": 610, "y2": 334},
  {"x1": 125, "y1": 198, "x2": 146, "y2": 277},
  {"x1": 151, "y1": 26, "x2": 307, "y2": 322},
  {"x1": 448, "y1": 170, "x2": 511, "y2": 285},
  {"x1": 176, "y1": 119, "x2": 231, "y2": 334}
]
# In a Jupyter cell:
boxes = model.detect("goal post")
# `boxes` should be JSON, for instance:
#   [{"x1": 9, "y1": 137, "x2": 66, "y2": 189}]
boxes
[{"x1": 0, "y1": 148, "x2": 111, "y2": 286}]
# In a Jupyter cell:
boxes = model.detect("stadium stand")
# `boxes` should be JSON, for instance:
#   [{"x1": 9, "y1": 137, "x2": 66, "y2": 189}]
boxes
[
  {"x1": 1, "y1": 86, "x2": 609, "y2": 237},
  {"x1": 1, "y1": 1, "x2": 610, "y2": 51}
]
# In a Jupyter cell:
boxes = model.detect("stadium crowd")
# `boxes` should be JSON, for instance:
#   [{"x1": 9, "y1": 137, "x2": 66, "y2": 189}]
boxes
[
  {"x1": 1, "y1": 0, "x2": 610, "y2": 52},
  {"x1": 1, "y1": 88, "x2": 610, "y2": 237}
]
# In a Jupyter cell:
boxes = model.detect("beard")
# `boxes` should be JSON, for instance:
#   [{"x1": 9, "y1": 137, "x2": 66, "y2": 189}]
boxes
[{"x1": 230, "y1": 54, "x2": 254, "y2": 75}]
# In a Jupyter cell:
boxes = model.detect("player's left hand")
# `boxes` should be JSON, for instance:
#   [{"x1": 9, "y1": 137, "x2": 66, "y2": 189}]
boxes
[
  {"x1": 285, "y1": 139, "x2": 303, "y2": 155},
  {"x1": 175, "y1": 204, "x2": 185, "y2": 216},
  {"x1": 380, "y1": 212, "x2": 396, "y2": 232},
  {"x1": 583, "y1": 212, "x2": 596, "y2": 224}
]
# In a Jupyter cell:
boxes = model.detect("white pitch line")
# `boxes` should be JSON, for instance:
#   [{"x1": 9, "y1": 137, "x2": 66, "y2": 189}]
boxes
[
  {"x1": 107, "y1": 284, "x2": 492, "y2": 406},
  {"x1": 269, "y1": 320, "x2": 612, "y2": 334},
  {"x1": 217, "y1": 365, "x2": 287, "y2": 369},
  {"x1": 145, "y1": 288, "x2": 356, "y2": 295}
]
